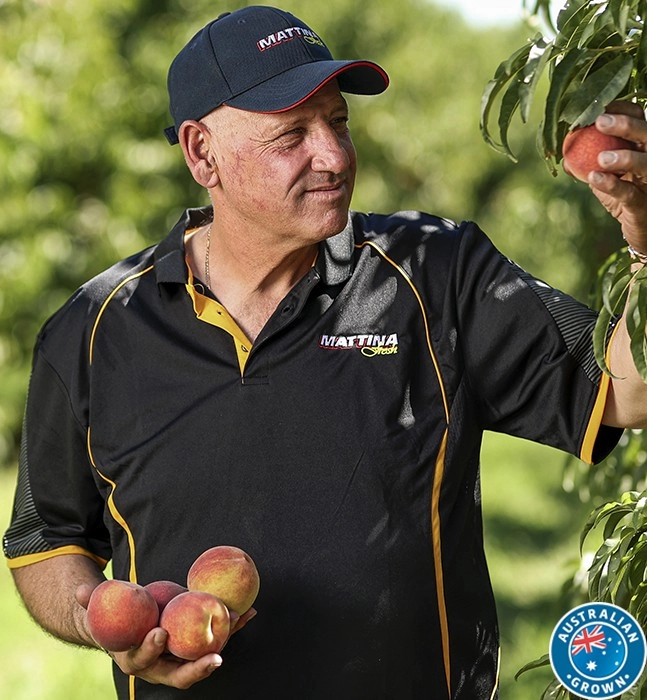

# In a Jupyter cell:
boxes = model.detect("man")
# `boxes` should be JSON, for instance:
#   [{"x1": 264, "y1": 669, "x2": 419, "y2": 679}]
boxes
[{"x1": 4, "y1": 5, "x2": 647, "y2": 699}]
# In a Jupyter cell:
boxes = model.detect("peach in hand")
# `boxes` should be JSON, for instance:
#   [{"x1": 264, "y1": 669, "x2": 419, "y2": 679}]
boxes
[
  {"x1": 87, "y1": 579, "x2": 159, "y2": 651},
  {"x1": 144, "y1": 580, "x2": 188, "y2": 614},
  {"x1": 562, "y1": 124, "x2": 637, "y2": 182},
  {"x1": 159, "y1": 590, "x2": 230, "y2": 660},
  {"x1": 187, "y1": 545, "x2": 260, "y2": 614}
]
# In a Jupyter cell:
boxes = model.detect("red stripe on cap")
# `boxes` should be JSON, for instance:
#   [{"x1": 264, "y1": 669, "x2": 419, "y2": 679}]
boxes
[{"x1": 257, "y1": 62, "x2": 390, "y2": 114}]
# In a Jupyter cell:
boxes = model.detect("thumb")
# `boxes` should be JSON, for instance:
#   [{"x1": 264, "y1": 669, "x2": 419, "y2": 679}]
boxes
[{"x1": 75, "y1": 582, "x2": 96, "y2": 610}]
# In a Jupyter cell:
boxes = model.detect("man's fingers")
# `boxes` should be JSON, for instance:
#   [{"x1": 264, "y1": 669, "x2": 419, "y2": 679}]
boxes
[
  {"x1": 118, "y1": 627, "x2": 168, "y2": 672},
  {"x1": 589, "y1": 171, "x2": 641, "y2": 214},
  {"x1": 101, "y1": 602, "x2": 250, "y2": 689},
  {"x1": 143, "y1": 653, "x2": 223, "y2": 689},
  {"x1": 595, "y1": 110, "x2": 647, "y2": 146},
  {"x1": 109, "y1": 627, "x2": 222, "y2": 689}
]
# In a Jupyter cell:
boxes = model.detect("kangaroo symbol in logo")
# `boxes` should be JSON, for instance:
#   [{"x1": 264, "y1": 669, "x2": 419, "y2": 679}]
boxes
[{"x1": 549, "y1": 602, "x2": 647, "y2": 699}]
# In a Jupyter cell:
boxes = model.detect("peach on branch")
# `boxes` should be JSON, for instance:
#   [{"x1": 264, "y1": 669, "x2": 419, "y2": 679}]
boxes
[
  {"x1": 159, "y1": 590, "x2": 230, "y2": 660},
  {"x1": 562, "y1": 124, "x2": 637, "y2": 182},
  {"x1": 144, "y1": 580, "x2": 188, "y2": 614},
  {"x1": 187, "y1": 545, "x2": 260, "y2": 614},
  {"x1": 86, "y1": 579, "x2": 159, "y2": 651}
]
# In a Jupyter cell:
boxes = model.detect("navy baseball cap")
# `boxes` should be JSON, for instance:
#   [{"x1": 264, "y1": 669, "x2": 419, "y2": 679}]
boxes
[{"x1": 164, "y1": 6, "x2": 389, "y2": 144}]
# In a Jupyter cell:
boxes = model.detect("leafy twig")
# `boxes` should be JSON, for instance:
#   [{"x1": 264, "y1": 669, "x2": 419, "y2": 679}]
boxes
[{"x1": 481, "y1": 0, "x2": 647, "y2": 173}]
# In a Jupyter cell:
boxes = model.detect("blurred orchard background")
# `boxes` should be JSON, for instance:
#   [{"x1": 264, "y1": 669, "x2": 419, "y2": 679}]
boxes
[{"x1": 0, "y1": 0, "x2": 639, "y2": 697}]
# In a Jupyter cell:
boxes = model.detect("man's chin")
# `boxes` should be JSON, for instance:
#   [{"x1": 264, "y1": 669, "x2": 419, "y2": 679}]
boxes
[{"x1": 318, "y1": 211, "x2": 351, "y2": 240}]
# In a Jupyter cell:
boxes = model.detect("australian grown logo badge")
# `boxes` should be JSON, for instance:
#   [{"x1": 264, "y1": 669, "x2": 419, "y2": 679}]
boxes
[{"x1": 549, "y1": 602, "x2": 647, "y2": 699}]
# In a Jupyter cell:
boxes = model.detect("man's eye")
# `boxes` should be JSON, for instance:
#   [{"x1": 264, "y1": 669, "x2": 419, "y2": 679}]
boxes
[{"x1": 274, "y1": 129, "x2": 303, "y2": 146}]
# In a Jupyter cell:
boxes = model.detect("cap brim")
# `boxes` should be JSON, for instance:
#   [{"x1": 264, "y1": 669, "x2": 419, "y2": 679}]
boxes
[{"x1": 224, "y1": 60, "x2": 389, "y2": 113}]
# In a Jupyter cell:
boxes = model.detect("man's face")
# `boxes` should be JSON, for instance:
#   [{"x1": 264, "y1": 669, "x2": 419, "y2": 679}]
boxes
[{"x1": 204, "y1": 81, "x2": 357, "y2": 248}]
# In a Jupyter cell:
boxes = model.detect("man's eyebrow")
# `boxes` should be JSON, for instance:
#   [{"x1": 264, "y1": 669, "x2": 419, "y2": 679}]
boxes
[
  {"x1": 256, "y1": 95, "x2": 350, "y2": 138},
  {"x1": 255, "y1": 116, "x2": 304, "y2": 142}
]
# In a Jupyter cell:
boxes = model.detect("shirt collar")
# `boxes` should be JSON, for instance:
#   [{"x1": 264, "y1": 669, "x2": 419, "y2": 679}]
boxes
[
  {"x1": 315, "y1": 212, "x2": 355, "y2": 286},
  {"x1": 153, "y1": 207, "x2": 211, "y2": 285}
]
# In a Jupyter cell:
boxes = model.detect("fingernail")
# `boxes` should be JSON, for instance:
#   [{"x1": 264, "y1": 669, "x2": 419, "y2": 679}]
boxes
[
  {"x1": 153, "y1": 629, "x2": 167, "y2": 646},
  {"x1": 207, "y1": 655, "x2": 223, "y2": 671},
  {"x1": 598, "y1": 114, "x2": 615, "y2": 127},
  {"x1": 599, "y1": 151, "x2": 618, "y2": 166}
]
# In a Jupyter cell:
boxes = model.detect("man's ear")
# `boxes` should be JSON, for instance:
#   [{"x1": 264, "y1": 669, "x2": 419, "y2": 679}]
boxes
[{"x1": 178, "y1": 120, "x2": 220, "y2": 189}]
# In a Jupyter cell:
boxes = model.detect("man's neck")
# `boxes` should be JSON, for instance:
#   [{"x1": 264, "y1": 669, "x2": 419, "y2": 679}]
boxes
[{"x1": 187, "y1": 223, "x2": 318, "y2": 342}]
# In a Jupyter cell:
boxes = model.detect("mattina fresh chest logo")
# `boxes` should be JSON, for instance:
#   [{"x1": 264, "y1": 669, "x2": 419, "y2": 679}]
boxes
[
  {"x1": 257, "y1": 26, "x2": 325, "y2": 51},
  {"x1": 319, "y1": 333, "x2": 399, "y2": 357}
]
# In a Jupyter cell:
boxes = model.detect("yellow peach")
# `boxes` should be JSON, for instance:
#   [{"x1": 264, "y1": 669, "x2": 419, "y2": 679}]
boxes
[
  {"x1": 187, "y1": 545, "x2": 260, "y2": 615},
  {"x1": 160, "y1": 590, "x2": 230, "y2": 660}
]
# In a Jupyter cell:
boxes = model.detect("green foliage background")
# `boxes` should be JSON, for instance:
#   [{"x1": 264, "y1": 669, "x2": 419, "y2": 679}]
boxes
[
  {"x1": 0, "y1": 0, "x2": 625, "y2": 466},
  {"x1": 0, "y1": 0, "x2": 634, "y2": 697}
]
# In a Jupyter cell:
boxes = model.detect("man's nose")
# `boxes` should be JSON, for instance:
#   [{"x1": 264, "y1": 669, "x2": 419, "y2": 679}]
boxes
[{"x1": 310, "y1": 127, "x2": 351, "y2": 173}]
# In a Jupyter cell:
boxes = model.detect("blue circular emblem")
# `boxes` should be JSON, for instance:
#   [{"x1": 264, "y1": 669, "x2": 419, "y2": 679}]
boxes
[{"x1": 549, "y1": 602, "x2": 647, "y2": 699}]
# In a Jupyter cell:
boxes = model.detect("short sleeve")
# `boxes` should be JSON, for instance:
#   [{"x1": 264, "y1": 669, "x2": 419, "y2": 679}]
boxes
[
  {"x1": 451, "y1": 222, "x2": 621, "y2": 464},
  {"x1": 3, "y1": 341, "x2": 111, "y2": 568}
]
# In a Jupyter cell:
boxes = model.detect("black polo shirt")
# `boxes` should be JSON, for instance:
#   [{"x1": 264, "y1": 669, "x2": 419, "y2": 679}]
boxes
[{"x1": 4, "y1": 207, "x2": 620, "y2": 699}]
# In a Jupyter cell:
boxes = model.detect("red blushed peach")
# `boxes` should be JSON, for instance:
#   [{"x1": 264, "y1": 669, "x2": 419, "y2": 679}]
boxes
[
  {"x1": 562, "y1": 124, "x2": 637, "y2": 182},
  {"x1": 87, "y1": 579, "x2": 159, "y2": 651},
  {"x1": 187, "y1": 545, "x2": 260, "y2": 614},
  {"x1": 144, "y1": 580, "x2": 188, "y2": 615},
  {"x1": 159, "y1": 590, "x2": 230, "y2": 660}
]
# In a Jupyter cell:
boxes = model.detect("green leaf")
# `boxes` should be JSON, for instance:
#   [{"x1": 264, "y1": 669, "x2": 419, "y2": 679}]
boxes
[
  {"x1": 588, "y1": 536, "x2": 621, "y2": 597},
  {"x1": 608, "y1": 0, "x2": 630, "y2": 39},
  {"x1": 636, "y1": 3, "x2": 647, "y2": 76},
  {"x1": 542, "y1": 47, "x2": 591, "y2": 158},
  {"x1": 579, "y1": 5, "x2": 615, "y2": 48},
  {"x1": 560, "y1": 52, "x2": 634, "y2": 127},
  {"x1": 520, "y1": 38, "x2": 554, "y2": 125},
  {"x1": 606, "y1": 529, "x2": 640, "y2": 601},
  {"x1": 515, "y1": 653, "x2": 551, "y2": 680},
  {"x1": 625, "y1": 272, "x2": 647, "y2": 382},
  {"x1": 480, "y1": 40, "x2": 537, "y2": 158},
  {"x1": 580, "y1": 499, "x2": 631, "y2": 552},
  {"x1": 557, "y1": 0, "x2": 605, "y2": 50},
  {"x1": 598, "y1": 253, "x2": 634, "y2": 315},
  {"x1": 631, "y1": 494, "x2": 647, "y2": 530},
  {"x1": 542, "y1": 679, "x2": 570, "y2": 699},
  {"x1": 556, "y1": 0, "x2": 591, "y2": 38},
  {"x1": 497, "y1": 81, "x2": 523, "y2": 159},
  {"x1": 593, "y1": 252, "x2": 635, "y2": 376},
  {"x1": 604, "y1": 505, "x2": 634, "y2": 540},
  {"x1": 593, "y1": 308, "x2": 615, "y2": 375},
  {"x1": 631, "y1": 580, "x2": 647, "y2": 624}
]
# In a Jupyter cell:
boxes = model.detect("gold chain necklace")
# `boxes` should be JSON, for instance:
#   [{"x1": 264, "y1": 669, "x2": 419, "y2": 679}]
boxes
[{"x1": 204, "y1": 223, "x2": 213, "y2": 289}]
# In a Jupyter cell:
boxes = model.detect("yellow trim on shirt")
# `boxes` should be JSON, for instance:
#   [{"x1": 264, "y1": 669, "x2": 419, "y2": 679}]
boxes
[
  {"x1": 580, "y1": 323, "x2": 621, "y2": 464},
  {"x1": 356, "y1": 240, "x2": 453, "y2": 695},
  {"x1": 89, "y1": 266, "x2": 154, "y2": 366},
  {"x1": 5, "y1": 545, "x2": 109, "y2": 570},
  {"x1": 86, "y1": 428, "x2": 140, "y2": 584},
  {"x1": 184, "y1": 266, "x2": 252, "y2": 375},
  {"x1": 431, "y1": 429, "x2": 452, "y2": 697},
  {"x1": 581, "y1": 372, "x2": 613, "y2": 464}
]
